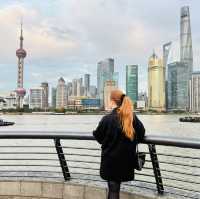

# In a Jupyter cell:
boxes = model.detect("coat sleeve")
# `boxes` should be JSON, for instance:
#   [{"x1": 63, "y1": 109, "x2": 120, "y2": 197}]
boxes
[
  {"x1": 134, "y1": 115, "x2": 145, "y2": 142},
  {"x1": 93, "y1": 116, "x2": 107, "y2": 144}
]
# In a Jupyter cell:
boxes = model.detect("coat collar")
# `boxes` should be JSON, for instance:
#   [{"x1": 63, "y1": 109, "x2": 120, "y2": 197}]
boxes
[{"x1": 111, "y1": 107, "x2": 119, "y2": 114}]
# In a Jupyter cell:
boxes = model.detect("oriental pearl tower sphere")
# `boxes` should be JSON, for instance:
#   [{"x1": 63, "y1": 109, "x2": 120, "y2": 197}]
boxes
[{"x1": 16, "y1": 22, "x2": 27, "y2": 109}]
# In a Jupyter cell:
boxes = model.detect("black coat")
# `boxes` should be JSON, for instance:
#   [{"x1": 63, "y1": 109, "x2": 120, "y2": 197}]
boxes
[{"x1": 93, "y1": 108, "x2": 145, "y2": 182}]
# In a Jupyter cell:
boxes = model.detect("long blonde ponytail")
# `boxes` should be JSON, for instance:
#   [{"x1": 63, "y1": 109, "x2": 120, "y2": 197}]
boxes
[{"x1": 110, "y1": 90, "x2": 135, "y2": 140}]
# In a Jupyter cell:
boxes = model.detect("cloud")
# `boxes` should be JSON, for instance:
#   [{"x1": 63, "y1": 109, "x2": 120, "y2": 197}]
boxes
[
  {"x1": 0, "y1": 3, "x2": 78, "y2": 63},
  {"x1": 0, "y1": 0, "x2": 200, "y2": 94}
]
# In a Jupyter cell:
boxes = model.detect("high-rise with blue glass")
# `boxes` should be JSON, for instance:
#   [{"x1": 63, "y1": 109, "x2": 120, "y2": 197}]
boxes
[
  {"x1": 180, "y1": 6, "x2": 193, "y2": 76},
  {"x1": 167, "y1": 6, "x2": 193, "y2": 111},
  {"x1": 97, "y1": 58, "x2": 114, "y2": 108},
  {"x1": 126, "y1": 65, "x2": 138, "y2": 104},
  {"x1": 167, "y1": 62, "x2": 189, "y2": 110}
]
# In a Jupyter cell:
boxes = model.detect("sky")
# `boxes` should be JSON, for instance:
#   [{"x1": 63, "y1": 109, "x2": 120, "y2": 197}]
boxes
[{"x1": 0, "y1": 0, "x2": 200, "y2": 96}]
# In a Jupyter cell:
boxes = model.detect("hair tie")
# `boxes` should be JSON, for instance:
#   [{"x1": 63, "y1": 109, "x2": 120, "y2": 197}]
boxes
[{"x1": 120, "y1": 94, "x2": 126, "y2": 104}]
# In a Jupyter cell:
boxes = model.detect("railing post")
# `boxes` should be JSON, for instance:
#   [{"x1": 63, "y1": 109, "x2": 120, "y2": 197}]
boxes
[
  {"x1": 148, "y1": 144, "x2": 164, "y2": 194},
  {"x1": 54, "y1": 138, "x2": 70, "y2": 180}
]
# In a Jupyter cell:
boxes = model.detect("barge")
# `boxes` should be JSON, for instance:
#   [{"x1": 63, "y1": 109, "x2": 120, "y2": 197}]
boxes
[
  {"x1": 0, "y1": 119, "x2": 15, "y2": 126},
  {"x1": 179, "y1": 116, "x2": 200, "y2": 122}
]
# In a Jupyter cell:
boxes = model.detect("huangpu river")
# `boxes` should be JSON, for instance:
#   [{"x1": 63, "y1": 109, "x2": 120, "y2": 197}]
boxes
[
  {"x1": 0, "y1": 114, "x2": 200, "y2": 198},
  {"x1": 0, "y1": 114, "x2": 200, "y2": 138}
]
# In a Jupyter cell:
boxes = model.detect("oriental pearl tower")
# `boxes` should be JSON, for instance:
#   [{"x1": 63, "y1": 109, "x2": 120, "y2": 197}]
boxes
[{"x1": 16, "y1": 22, "x2": 27, "y2": 109}]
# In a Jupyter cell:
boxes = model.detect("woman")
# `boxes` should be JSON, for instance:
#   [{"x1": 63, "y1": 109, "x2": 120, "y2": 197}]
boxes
[{"x1": 93, "y1": 89, "x2": 145, "y2": 199}]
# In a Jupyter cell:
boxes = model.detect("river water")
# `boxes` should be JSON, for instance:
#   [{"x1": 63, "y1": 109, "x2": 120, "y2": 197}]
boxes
[
  {"x1": 1, "y1": 114, "x2": 200, "y2": 138},
  {"x1": 0, "y1": 114, "x2": 200, "y2": 198}
]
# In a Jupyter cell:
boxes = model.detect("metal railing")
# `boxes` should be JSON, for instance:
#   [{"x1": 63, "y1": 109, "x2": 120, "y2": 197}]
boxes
[{"x1": 0, "y1": 131, "x2": 199, "y2": 199}]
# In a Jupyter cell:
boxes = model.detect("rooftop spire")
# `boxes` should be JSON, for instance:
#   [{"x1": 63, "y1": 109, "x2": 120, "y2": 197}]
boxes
[
  {"x1": 20, "y1": 19, "x2": 23, "y2": 49},
  {"x1": 153, "y1": 49, "x2": 155, "y2": 56},
  {"x1": 151, "y1": 49, "x2": 157, "y2": 59}
]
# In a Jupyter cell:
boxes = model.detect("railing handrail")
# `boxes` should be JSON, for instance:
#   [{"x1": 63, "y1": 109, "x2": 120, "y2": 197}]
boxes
[
  {"x1": 0, "y1": 130, "x2": 199, "y2": 197},
  {"x1": 0, "y1": 131, "x2": 200, "y2": 149}
]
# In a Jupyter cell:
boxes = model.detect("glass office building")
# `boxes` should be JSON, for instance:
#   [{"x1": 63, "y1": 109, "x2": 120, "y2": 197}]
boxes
[
  {"x1": 180, "y1": 6, "x2": 193, "y2": 77},
  {"x1": 126, "y1": 65, "x2": 138, "y2": 104},
  {"x1": 97, "y1": 58, "x2": 114, "y2": 108},
  {"x1": 167, "y1": 62, "x2": 190, "y2": 110}
]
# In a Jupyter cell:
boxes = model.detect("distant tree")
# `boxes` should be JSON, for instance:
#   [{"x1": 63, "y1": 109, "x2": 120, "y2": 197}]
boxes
[{"x1": 55, "y1": 107, "x2": 66, "y2": 113}]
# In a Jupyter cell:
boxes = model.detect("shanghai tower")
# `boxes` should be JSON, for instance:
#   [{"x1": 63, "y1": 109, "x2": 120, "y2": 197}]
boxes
[
  {"x1": 16, "y1": 22, "x2": 27, "y2": 109},
  {"x1": 180, "y1": 6, "x2": 193, "y2": 76}
]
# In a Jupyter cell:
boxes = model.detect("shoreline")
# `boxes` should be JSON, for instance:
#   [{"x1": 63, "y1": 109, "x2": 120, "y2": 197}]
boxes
[{"x1": 1, "y1": 111, "x2": 199, "y2": 116}]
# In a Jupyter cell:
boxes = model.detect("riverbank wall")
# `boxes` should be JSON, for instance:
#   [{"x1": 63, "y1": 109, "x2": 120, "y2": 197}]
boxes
[{"x1": 0, "y1": 180, "x2": 157, "y2": 199}]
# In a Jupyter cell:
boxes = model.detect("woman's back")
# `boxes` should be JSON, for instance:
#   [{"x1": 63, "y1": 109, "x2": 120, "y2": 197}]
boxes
[{"x1": 93, "y1": 108, "x2": 145, "y2": 182}]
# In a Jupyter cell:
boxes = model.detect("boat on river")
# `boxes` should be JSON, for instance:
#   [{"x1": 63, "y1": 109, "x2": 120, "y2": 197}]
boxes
[
  {"x1": 179, "y1": 116, "x2": 200, "y2": 123},
  {"x1": 0, "y1": 119, "x2": 15, "y2": 126}
]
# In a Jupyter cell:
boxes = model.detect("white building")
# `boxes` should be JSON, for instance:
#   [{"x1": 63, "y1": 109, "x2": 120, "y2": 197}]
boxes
[
  {"x1": 136, "y1": 100, "x2": 146, "y2": 110},
  {"x1": 0, "y1": 92, "x2": 17, "y2": 110},
  {"x1": 5, "y1": 95, "x2": 17, "y2": 109},
  {"x1": 189, "y1": 72, "x2": 200, "y2": 113},
  {"x1": 29, "y1": 88, "x2": 45, "y2": 109},
  {"x1": 56, "y1": 77, "x2": 67, "y2": 109},
  {"x1": 0, "y1": 98, "x2": 6, "y2": 110},
  {"x1": 104, "y1": 80, "x2": 117, "y2": 111}
]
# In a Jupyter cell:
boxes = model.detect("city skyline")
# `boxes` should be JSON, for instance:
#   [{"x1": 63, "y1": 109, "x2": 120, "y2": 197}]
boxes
[{"x1": 0, "y1": 1, "x2": 200, "y2": 95}]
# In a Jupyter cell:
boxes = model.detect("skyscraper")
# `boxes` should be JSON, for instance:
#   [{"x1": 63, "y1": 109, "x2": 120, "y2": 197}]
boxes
[
  {"x1": 41, "y1": 82, "x2": 49, "y2": 109},
  {"x1": 166, "y1": 6, "x2": 193, "y2": 111},
  {"x1": 77, "y1": 78, "x2": 83, "y2": 97},
  {"x1": 97, "y1": 58, "x2": 114, "y2": 108},
  {"x1": 163, "y1": 42, "x2": 172, "y2": 80},
  {"x1": 51, "y1": 87, "x2": 57, "y2": 109},
  {"x1": 163, "y1": 42, "x2": 172, "y2": 110},
  {"x1": 167, "y1": 62, "x2": 189, "y2": 110},
  {"x1": 16, "y1": 22, "x2": 27, "y2": 109},
  {"x1": 56, "y1": 77, "x2": 67, "y2": 109},
  {"x1": 189, "y1": 72, "x2": 200, "y2": 113},
  {"x1": 180, "y1": 6, "x2": 193, "y2": 76},
  {"x1": 126, "y1": 65, "x2": 138, "y2": 104},
  {"x1": 72, "y1": 79, "x2": 77, "y2": 96},
  {"x1": 84, "y1": 74, "x2": 90, "y2": 96},
  {"x1": 148, "y1": 52, "x2": 165, "y2": 111},
  {"x1": 180, "y1": 6, "x2": 193, "y2": 111},
  {"x1": 67, "y1": 82, "x2": 73, "y2": 97}
]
